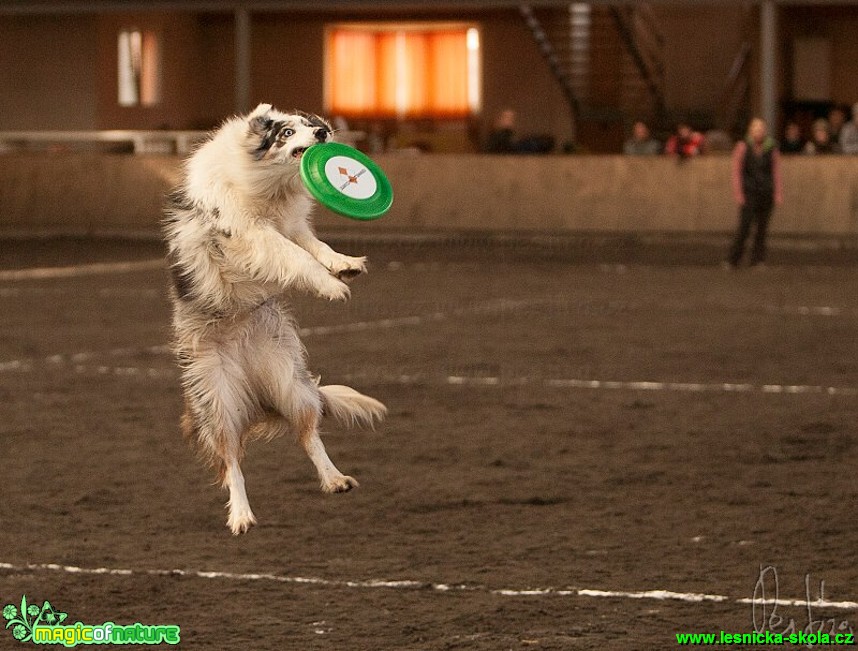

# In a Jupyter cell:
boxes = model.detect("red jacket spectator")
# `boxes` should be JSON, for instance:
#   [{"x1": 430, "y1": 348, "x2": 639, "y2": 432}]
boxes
[{"x1": 665, "y1": 123, "x2": 705, "y2": 158}]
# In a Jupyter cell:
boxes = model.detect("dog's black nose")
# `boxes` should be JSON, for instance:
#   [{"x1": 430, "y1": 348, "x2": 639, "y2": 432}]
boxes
[{"x1": 314, "y1": 128, "x2": 329, "y2": 142}]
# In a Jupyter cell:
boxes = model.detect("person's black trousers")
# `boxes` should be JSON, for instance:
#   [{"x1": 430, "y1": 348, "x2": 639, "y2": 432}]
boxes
[{"x1": 728, "y1": 202, "x2": 773, "y2": 267}]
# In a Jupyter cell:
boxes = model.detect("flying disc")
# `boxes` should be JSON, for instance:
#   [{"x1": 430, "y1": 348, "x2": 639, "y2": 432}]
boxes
[{"x1": 300, "y1": 142, "x2": 393, "y2": 220}]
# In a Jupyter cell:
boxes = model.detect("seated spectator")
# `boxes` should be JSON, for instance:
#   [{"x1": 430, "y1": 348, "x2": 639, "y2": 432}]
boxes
[
  {"x1": 484, "y1": 109, "x2": 554, "y2": 154},
  {"x1": 839, "y1": 102, "x2": 858, "y2": 155},
  {"x1": 665, "y1": 122, "x2": 705, "y2": 159},
  {"x1": 828, "y1": 106, "x2": 847, "y2": 143},
  {"x1": 804, "y1": 119, "x2": 840, "y2": 154},
  {"x1": 485, "y1": 109, "x2": 517, "y2": 154},
  {"x1": 780, "y1": 121, "x2": 805, "y2": 155},
  {"x1": 623, "y1": 121, "x2": 661, "y2": 155},
  {"x1": 704, "y1": 129, "x2": 734, "y2": 153}
]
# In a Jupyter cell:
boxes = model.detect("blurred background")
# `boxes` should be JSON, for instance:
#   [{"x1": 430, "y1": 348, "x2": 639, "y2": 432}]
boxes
[
  {"x1": 1, "y1": 0, "x2": 857, "y2": 239},
  {"x1": 2, "y1": 5, "x2": 858, "y2": 648}
]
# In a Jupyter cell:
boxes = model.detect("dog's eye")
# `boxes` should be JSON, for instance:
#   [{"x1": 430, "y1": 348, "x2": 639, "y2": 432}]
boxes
[{"x1": 279, "y1": 129, "x2": 294, "y2": 140}]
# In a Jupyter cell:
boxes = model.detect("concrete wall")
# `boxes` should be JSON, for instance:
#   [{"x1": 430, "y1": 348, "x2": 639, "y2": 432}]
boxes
[{"x1": 1, "y1": 153, "x2": 856, "y2": 237}]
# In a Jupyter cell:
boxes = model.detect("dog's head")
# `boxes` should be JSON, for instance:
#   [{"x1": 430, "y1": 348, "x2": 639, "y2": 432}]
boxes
[{"x1": 246, "y1": 103, "x2": 333, "y2": 165}]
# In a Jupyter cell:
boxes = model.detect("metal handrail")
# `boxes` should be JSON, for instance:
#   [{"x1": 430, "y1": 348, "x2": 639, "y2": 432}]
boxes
[
  {"x1": 0, "y1": 129, "x2": 366, "y2": 154},
  {"x1": 610, "y1": 5, "x2": 665, "y2": 114},
  {"x1": 0, "y1": 130, "x2": 210, "y2": 154}
]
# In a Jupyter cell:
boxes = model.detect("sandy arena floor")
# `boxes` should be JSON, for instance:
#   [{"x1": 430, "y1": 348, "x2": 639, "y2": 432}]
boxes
[{"x1": 1, "y1": 235, "x2": 857, "y2": 649}]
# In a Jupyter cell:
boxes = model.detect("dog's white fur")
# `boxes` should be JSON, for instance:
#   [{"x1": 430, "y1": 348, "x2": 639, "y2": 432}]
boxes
[{"x1": 163, "y1": 104, "x2": 386, "y2": 534}]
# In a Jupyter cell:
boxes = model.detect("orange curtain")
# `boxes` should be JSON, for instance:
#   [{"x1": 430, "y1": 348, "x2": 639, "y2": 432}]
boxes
[
  {"x1": 326, "y1": 29, "x2": 378, "y2": 116},
  {"x1": 400, "y1": 32, "x2": 430, "y2": 118},
  {"x1": 427, "y1": 30, "x2": 469, "y2": 118},
  {"x1": 375, "y1": 31, "x2": 398, "y2": 117},
  {"x1": 140, "y1": 31, "x2": 161, "y2": 106},
  {"x1": 327, "y1": 27, "x2": 472, "y2": 119}
]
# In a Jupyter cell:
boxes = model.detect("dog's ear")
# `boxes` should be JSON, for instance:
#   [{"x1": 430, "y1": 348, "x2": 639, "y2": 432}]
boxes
[
  {"x1": 248, "y1": 103, "x2": 274, "y2": 135},
  {"x1": 297, "y1": 110, "x2": 333, "y2": 132},
  {"x1": 250, "y1": 102, "x2": 273, "y2": 117},
  {"x1": 315, "y1": 114, "x2": 334, "y2": 132}
]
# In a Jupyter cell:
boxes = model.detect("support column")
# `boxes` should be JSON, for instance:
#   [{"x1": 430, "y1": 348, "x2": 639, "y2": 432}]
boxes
[
  {"x1": 760, "y1": 0, "x2": 777, "y2": 130},
  {"x1": 235, "y1": 6, "x2": 251, "y2": 114}
]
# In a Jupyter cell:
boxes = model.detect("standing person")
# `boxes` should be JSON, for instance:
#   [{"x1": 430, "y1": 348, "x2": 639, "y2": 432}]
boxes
[{"x1": 725, "y1": 118, "x2": 783, "y2": 269}]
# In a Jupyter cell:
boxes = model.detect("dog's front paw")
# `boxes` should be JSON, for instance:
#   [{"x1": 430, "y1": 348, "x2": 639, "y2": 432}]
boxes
[
  {"x1": 321, "y1": 474, "x2": 359, "y2": 494},
  {"x1": 328, "y1": 255, "x2": 367, "y2": 282},
  {"x1": 316, "y1": 275, "x2": 350, "y2": 302}
]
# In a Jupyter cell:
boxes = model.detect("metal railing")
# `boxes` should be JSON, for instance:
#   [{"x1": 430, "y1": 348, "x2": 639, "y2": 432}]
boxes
[
  {"x1": 610, "y1": 4, "x2": 666, "y2": 116},
  {"x1": 0, "y1": 129, "x2": 366, "y2": 154},
  {"x1": 718, "y1": 41, "x2": 752, "y2": 137},
  {"x1": 0, "y1": 130, "x2": 209, "y2": 154}
]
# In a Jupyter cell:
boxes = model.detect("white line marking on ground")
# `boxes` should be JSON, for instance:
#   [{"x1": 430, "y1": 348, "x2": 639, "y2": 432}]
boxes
[
  {"x1": 17, "y1": 360, "x2": 858, "y2": 398},
  {"x1": 0, "y1": 287, "x2": 161, "y2": 298},
  {"x1": 538, "y1": 377, "x2": 857, "y2": 396},
  {"x1": 2, "y1": 561, "x2": 855, "y2": 610},
  {"x1": 4, "y1": 345, "x2": 171, "y2": 374},
  {"x1": 766, "y1": 305, "x2": 842, "y2": 316},
  {"x1": 0, "y1": 360, "x2": 33, "y2": 372},
  {"x1": 0, "y1": 298, "x2": 552, "y2": 373},
  {"x1": 298, "y1": 314, "x2": 441, "y2": 337},
  {"x1": 344, "y1": 373, "x2": 858, "y2": 397},
  {"x1": 72, "y1": 364, "x2": 176, "y2": 379},
  {"x1": 735, "y1": 597, "x2": 858, "y2": 609},
  {"x1": 3, "y1": 293, "x2": 855, "y2": 396},
  {"x1": 1, "y1": 277, "x2": 854, "y2": 320},
  {"x1": 575, "y1": 589, "x2": 728, "y2": 603},
  {"x1": 0, "y1": 259, "x2": 163, "y2": 281}
]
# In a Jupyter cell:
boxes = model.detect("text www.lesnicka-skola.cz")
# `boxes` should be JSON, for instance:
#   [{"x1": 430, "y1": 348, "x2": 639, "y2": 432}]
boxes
[{"x1": 676, "y1": 630, "x2": 855, "y2": 645}]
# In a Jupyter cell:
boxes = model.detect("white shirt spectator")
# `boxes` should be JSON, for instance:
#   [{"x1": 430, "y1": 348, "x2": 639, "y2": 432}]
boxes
[{"x1": 840, "y1": 103, "x2": 858, "y2": 155}]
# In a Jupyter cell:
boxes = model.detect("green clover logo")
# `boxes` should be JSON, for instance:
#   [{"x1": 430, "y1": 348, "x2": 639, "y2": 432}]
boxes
[{"x1": 3, "y1": 596, "x2": 66, "y2": 643}]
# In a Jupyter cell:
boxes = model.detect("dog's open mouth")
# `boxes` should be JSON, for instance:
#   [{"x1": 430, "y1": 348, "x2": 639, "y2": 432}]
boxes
[{"x1": 292, "y1": 147, "x2": 308, "y2": 160}]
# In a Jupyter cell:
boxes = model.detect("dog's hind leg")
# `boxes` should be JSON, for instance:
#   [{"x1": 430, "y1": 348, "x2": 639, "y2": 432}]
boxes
[
  {"x1": 183, "y1": 354, "x2": 258, "y2": 534},
  {"x1": 261, "y1": 365, "x2": 358, "y2": 493},
  {"x1": 221, "y1": 454, "x2": 256, "y2": 535},
  {"x1": 254, "y1": 312, "x2": 358, "y2": 494},
  {"x1": 296, "y1": 404, "x2": 359, "y2": 494}
]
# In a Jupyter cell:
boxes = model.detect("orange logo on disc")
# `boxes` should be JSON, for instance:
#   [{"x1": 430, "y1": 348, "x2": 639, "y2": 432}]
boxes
[{"x1": 337, "y1": 166, "x2": 366, "y2": 190}]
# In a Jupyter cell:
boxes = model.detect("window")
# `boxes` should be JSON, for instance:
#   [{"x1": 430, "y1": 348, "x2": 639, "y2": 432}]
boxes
[
  {"x1": 118, "y1": 29, "x2": 161, "y2": 107},
  {"x1": 325, "y1": 23, "x2": 481, "y2": 119}
]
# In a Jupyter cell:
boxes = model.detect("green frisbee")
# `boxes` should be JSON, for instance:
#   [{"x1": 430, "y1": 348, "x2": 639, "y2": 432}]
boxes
[{"x1": 300, "y1": 142, "x2": 393, "y2": 220}]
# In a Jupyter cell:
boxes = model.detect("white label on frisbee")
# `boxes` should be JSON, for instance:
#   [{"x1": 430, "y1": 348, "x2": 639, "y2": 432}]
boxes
[{"x1": 324, "y1": 155, "x2": 377, "y2": 200}]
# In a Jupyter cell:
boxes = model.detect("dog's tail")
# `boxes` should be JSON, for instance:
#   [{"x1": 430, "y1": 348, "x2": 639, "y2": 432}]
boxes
[{"x1": 319, "y1": 385, "x2": 387, "y2": 429}]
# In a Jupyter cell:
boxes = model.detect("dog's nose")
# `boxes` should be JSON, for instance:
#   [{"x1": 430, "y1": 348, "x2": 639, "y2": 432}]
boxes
[{"x1": 314, "y1": 128, "x2": 329, "y2": 142}]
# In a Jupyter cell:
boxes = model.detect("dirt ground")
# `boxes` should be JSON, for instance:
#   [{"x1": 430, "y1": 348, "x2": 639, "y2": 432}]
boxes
[{"x1": 1, "y1": 234, "x2": 857, "y2": 650}]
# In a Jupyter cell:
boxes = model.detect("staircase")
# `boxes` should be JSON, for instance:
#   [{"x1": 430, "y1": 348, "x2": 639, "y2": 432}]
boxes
[{"x1": 521, "y1": 3, "x2": 667, "y2": 152}]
